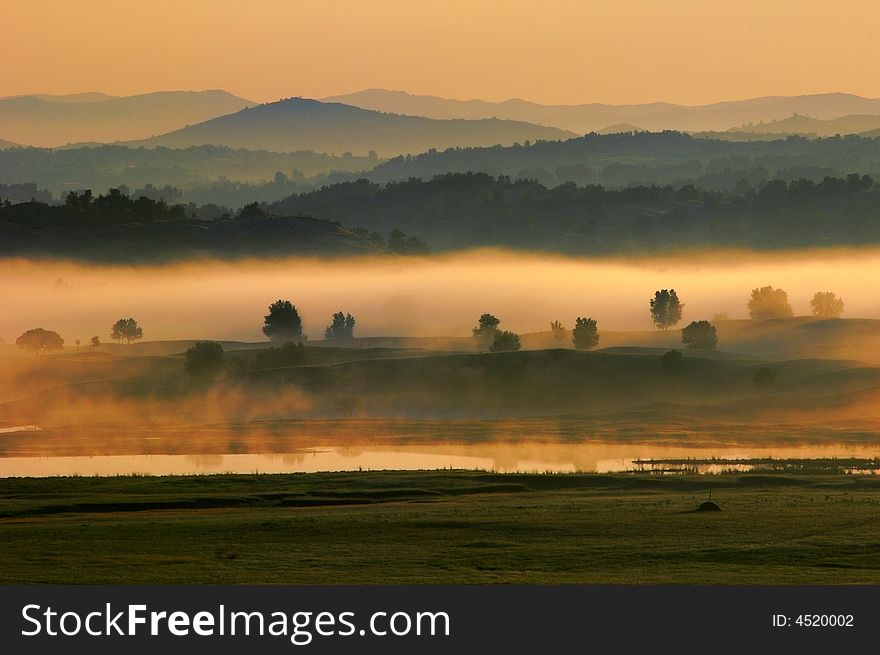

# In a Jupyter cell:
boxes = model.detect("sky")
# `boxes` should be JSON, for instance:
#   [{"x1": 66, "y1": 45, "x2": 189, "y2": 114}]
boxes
[{"x1": 3, "y1": 0, "x2": 879, "y2": 105}]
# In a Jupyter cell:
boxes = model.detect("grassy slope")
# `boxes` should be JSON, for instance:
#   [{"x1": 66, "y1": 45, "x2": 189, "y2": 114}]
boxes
[{"x1": 1, "y1": 471, "x2": 879, "y2": 584}]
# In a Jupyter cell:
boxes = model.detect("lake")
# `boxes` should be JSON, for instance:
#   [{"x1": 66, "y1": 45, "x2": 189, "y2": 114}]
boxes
[{"x1": 2, "y1": 441, "x2": 879, "y2": 477}]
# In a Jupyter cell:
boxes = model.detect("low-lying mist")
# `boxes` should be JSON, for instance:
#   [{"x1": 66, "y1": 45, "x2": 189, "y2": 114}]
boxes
[{"x1": 3, "y1": 248, "x2": 880, "y2": 344}]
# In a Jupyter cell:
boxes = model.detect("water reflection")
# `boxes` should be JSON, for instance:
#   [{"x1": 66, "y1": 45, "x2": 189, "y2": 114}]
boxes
[{"x1": 2, "y1": 442, "x2": 880, "y2": 478}]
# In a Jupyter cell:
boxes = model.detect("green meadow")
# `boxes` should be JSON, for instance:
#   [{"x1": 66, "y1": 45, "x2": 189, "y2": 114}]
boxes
[{"x1": 2, "y1": 470, "x2": 880, "y2": 584}]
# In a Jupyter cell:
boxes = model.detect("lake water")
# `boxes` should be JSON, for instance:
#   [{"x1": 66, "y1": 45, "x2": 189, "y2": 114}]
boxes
[{"x1": 2, "y1": 442, "x2": 879, "y2": 477}]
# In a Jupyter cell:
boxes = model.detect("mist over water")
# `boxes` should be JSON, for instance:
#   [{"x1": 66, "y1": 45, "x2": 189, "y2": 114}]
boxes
[{"x1": 3, "y1": 248, "x2": 880, "y2": 343}]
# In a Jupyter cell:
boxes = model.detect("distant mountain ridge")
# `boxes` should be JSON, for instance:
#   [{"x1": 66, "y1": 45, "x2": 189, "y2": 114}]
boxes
[
  {"x1": 323, "y1": 89, "x2": 880, "y2": 134},
  {"x1": 133, "y1": 97, "x2": 576, "y2": 156},
  {"x1": 0, "y1": 90, "x2": 256, "y2": 147},
  {"x1": 728, "y1": 113, "x2": 880, "y2": 137}
]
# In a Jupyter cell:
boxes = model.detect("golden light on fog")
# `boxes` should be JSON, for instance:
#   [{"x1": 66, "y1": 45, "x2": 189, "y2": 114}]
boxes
[{"x1": 2, "y1": 248, "x2": 879, "y2": 343}]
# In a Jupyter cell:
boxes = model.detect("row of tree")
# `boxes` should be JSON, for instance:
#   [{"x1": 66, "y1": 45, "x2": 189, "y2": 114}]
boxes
[
  {"x1": 649, "y1": 287, "x2": 845, "y2": 332},
  {"x1": 12, "y1": 286, "x2": 847, "y2": 357},
  {"x1": 14, "y1": 318, "x2": 143, "y2": 354}
]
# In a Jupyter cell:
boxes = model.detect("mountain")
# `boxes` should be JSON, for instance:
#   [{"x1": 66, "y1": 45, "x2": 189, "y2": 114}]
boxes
[
  {"x1": 134, "y1": 98, "x2": 576, "y2": 156},
  {"x1": 324, "y1": 89, "x2": 880, "y2": 134},
  {"x1": 0, "y1": 90, "x2": 256, "y2": 147},
  {"x1": 728, "y1": 113, "x2": 880, "y2": 137},
  {"x1": 25, "y1": 92, "x2": 119, "y2": 103},
  {"x1": 0, "y1": 138, "x2": 21, "y2": 149}
]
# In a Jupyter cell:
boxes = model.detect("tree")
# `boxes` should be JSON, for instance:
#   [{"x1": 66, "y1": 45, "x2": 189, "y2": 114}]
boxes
[
  {"x1": 324, "y1": 312, "x2": 355, "y2": 340},
  {"x1": 810, "y1": 291, "x2": 844, "y2": 318},
  {"x1": 90, "y1": 336, "x2": 101, "y2": 350},
  {"x1": 75, "y1": 339, "x2": 81, "y2": 353},
  {"x1": 15, "y1": 328, "x2": 64, "y2": 354},
  {"x1": 473, "y1": 313, "x2": 501, "y2": 349},
  {"x1": 649, "y1": 289, "x2": 683, "y2": 330},
  {"x1": 262, "y1": 299, "x2": 304, "y2": 343},
  {"x1": 184, "y1": 341, "x2": 226, "y2": 381},
  {"x1": 490, "y1": 330, "x2": 521, "y2": 352},
  {"x1": 681, "y1": 320, "x2": 717, "y2": 350},
  {"x1": 752, "y1": 367, "x2": 776, "y2": 387},
  {"x1": 747, "y1": 286, "x2": 793, "y2": 320},
  {"x1": 661, "y1": 349, "x2": 683, "y2": 374},
  {"x1": 571, "y1": 317, "x2": 599, "y2": 351},
  {"x1": 550, "y1": 320, "x2": 567, "y2": 342},
  {"x1": 111, "y1": 318, "x2": 143, "y2": 344}
]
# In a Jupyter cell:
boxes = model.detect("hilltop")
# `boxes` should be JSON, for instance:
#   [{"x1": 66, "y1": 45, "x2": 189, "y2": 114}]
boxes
[{"x1": 134, "y1": 98, "x2": 575, "y2": 156}]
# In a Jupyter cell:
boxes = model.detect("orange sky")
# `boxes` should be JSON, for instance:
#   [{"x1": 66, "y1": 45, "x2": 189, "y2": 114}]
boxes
[{"x1": 3, "y1": 0, "x2": 879, "y2": 105}]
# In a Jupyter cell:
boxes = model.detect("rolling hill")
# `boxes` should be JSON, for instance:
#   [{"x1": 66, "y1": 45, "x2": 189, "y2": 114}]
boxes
[
  {"x1": 0, "y1": 90, "x2": 256, "y2": 147},
  {"x1": 135, "y1": 98, "x2": 576, "y2": 156},
  {"x1": 324, "y1": 89, "x2": 880, "y2": 134}
]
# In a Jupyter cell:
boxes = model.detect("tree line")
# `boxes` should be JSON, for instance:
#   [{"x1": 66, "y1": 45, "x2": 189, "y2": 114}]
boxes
[{"x1": 12, "y1": 286, "x2": 848, "y2": 390}]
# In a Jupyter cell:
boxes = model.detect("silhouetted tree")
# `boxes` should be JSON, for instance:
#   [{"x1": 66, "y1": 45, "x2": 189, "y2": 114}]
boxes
[
  {"x1": 111, "y1": 318, "x2": 143, "y2": 344},
  {"x1": 184, "y1": 341, "x2": 226, "y2": 380},
  {"x1": 712, "y1": 312, "x2": 730, "y2": 323},
  {"x1": 15, "y1": 328, "x2": 64, "y2": 354},
  {"x1": 262, "y1": 300, "x2": 304, "y2": 342},
  {"x1": 90, "y1": 336, "x2": 100, "y2": 350},
  {"x1": 810, "y1": 291, "x2": 844, "y2": 318},
  {"x1": 661, "y1": 349, "x2": 683, "y2": 374},
  {"x1": 324, "y1": 312, "x2": 355, "y2": 340},
  {"x1": 752, "y1": 367, "x2": 776, "y2": 387},
  {"x1": 74, "y1": 339, "x2": 81, "y2": 353},
  {"x1": 572, "y1": 317, "x2": 599, "y2": 350},
  {"x1": 473, "y1": 313, "x2": 501, "y2": 349},
  {"x1": 650, "y1": 289, "x2": 683, "y2": 330},
  {"x1": 550, "y1": 320, "x2": 567, "y2": 342},
  {"x1": 490, "y1": 330, "x2": 521, "y2": 352},
  {"x1": 681, "y1": 320, "x2": 717, "y2": 350},
  {"x1": 748, "y1": 286, "x2": 793, "y2": 319}
]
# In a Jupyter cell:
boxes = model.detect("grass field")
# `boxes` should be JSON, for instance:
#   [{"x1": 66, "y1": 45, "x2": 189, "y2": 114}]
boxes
[{"x1": 2, "y1": 470, "x2": 880, "y2": 584}]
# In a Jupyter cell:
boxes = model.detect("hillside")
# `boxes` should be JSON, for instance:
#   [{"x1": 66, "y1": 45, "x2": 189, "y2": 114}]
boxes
[
  {"x1": 0, "y1": 139, "x2": 20, "y2": 149},
  {"x1": 267, "y1": 170, "x2": 880, "y2": 252},
  {"x1": 0, "y1": 90, "x2": 256, "y2": 147},
  {"x1": 0, "y1": 145, "x2": 376, "y2": 198},
  {"x1": 363, "y1": 131, "x2": 880, "y2": 189},
  {"x1": 136, "y1": 98, "x2": 575, "y2": 156},
  {"x1": 0, "y1": 214, "x2": 385, "y2": 262},
  {"x1": 2, "y1": 346, "x2": 878, "y2": 425},
  {"x1": 324, "y1": 89, "x2": 880, "y2": 134}
]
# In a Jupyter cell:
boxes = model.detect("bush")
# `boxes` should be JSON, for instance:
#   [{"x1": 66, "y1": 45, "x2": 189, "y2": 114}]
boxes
[
  {"x1": 681, "y1": 320, "x2": 717, "y2": 350},
  {"x1": 255, "y1": 341, "x2": 306, "y2": 368},
  {"x1": 184, "y1": 341, "x2": 226, "y2": 380},
  {"x1": 752, "y1": 367, "x2": 776, "y2": 387},
  {"x1": 490, "y1": 330, "x2": 521, "y2": 352},
  {"x1": 661, "y1": 349, "x2": 683, "y2": 374}
]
